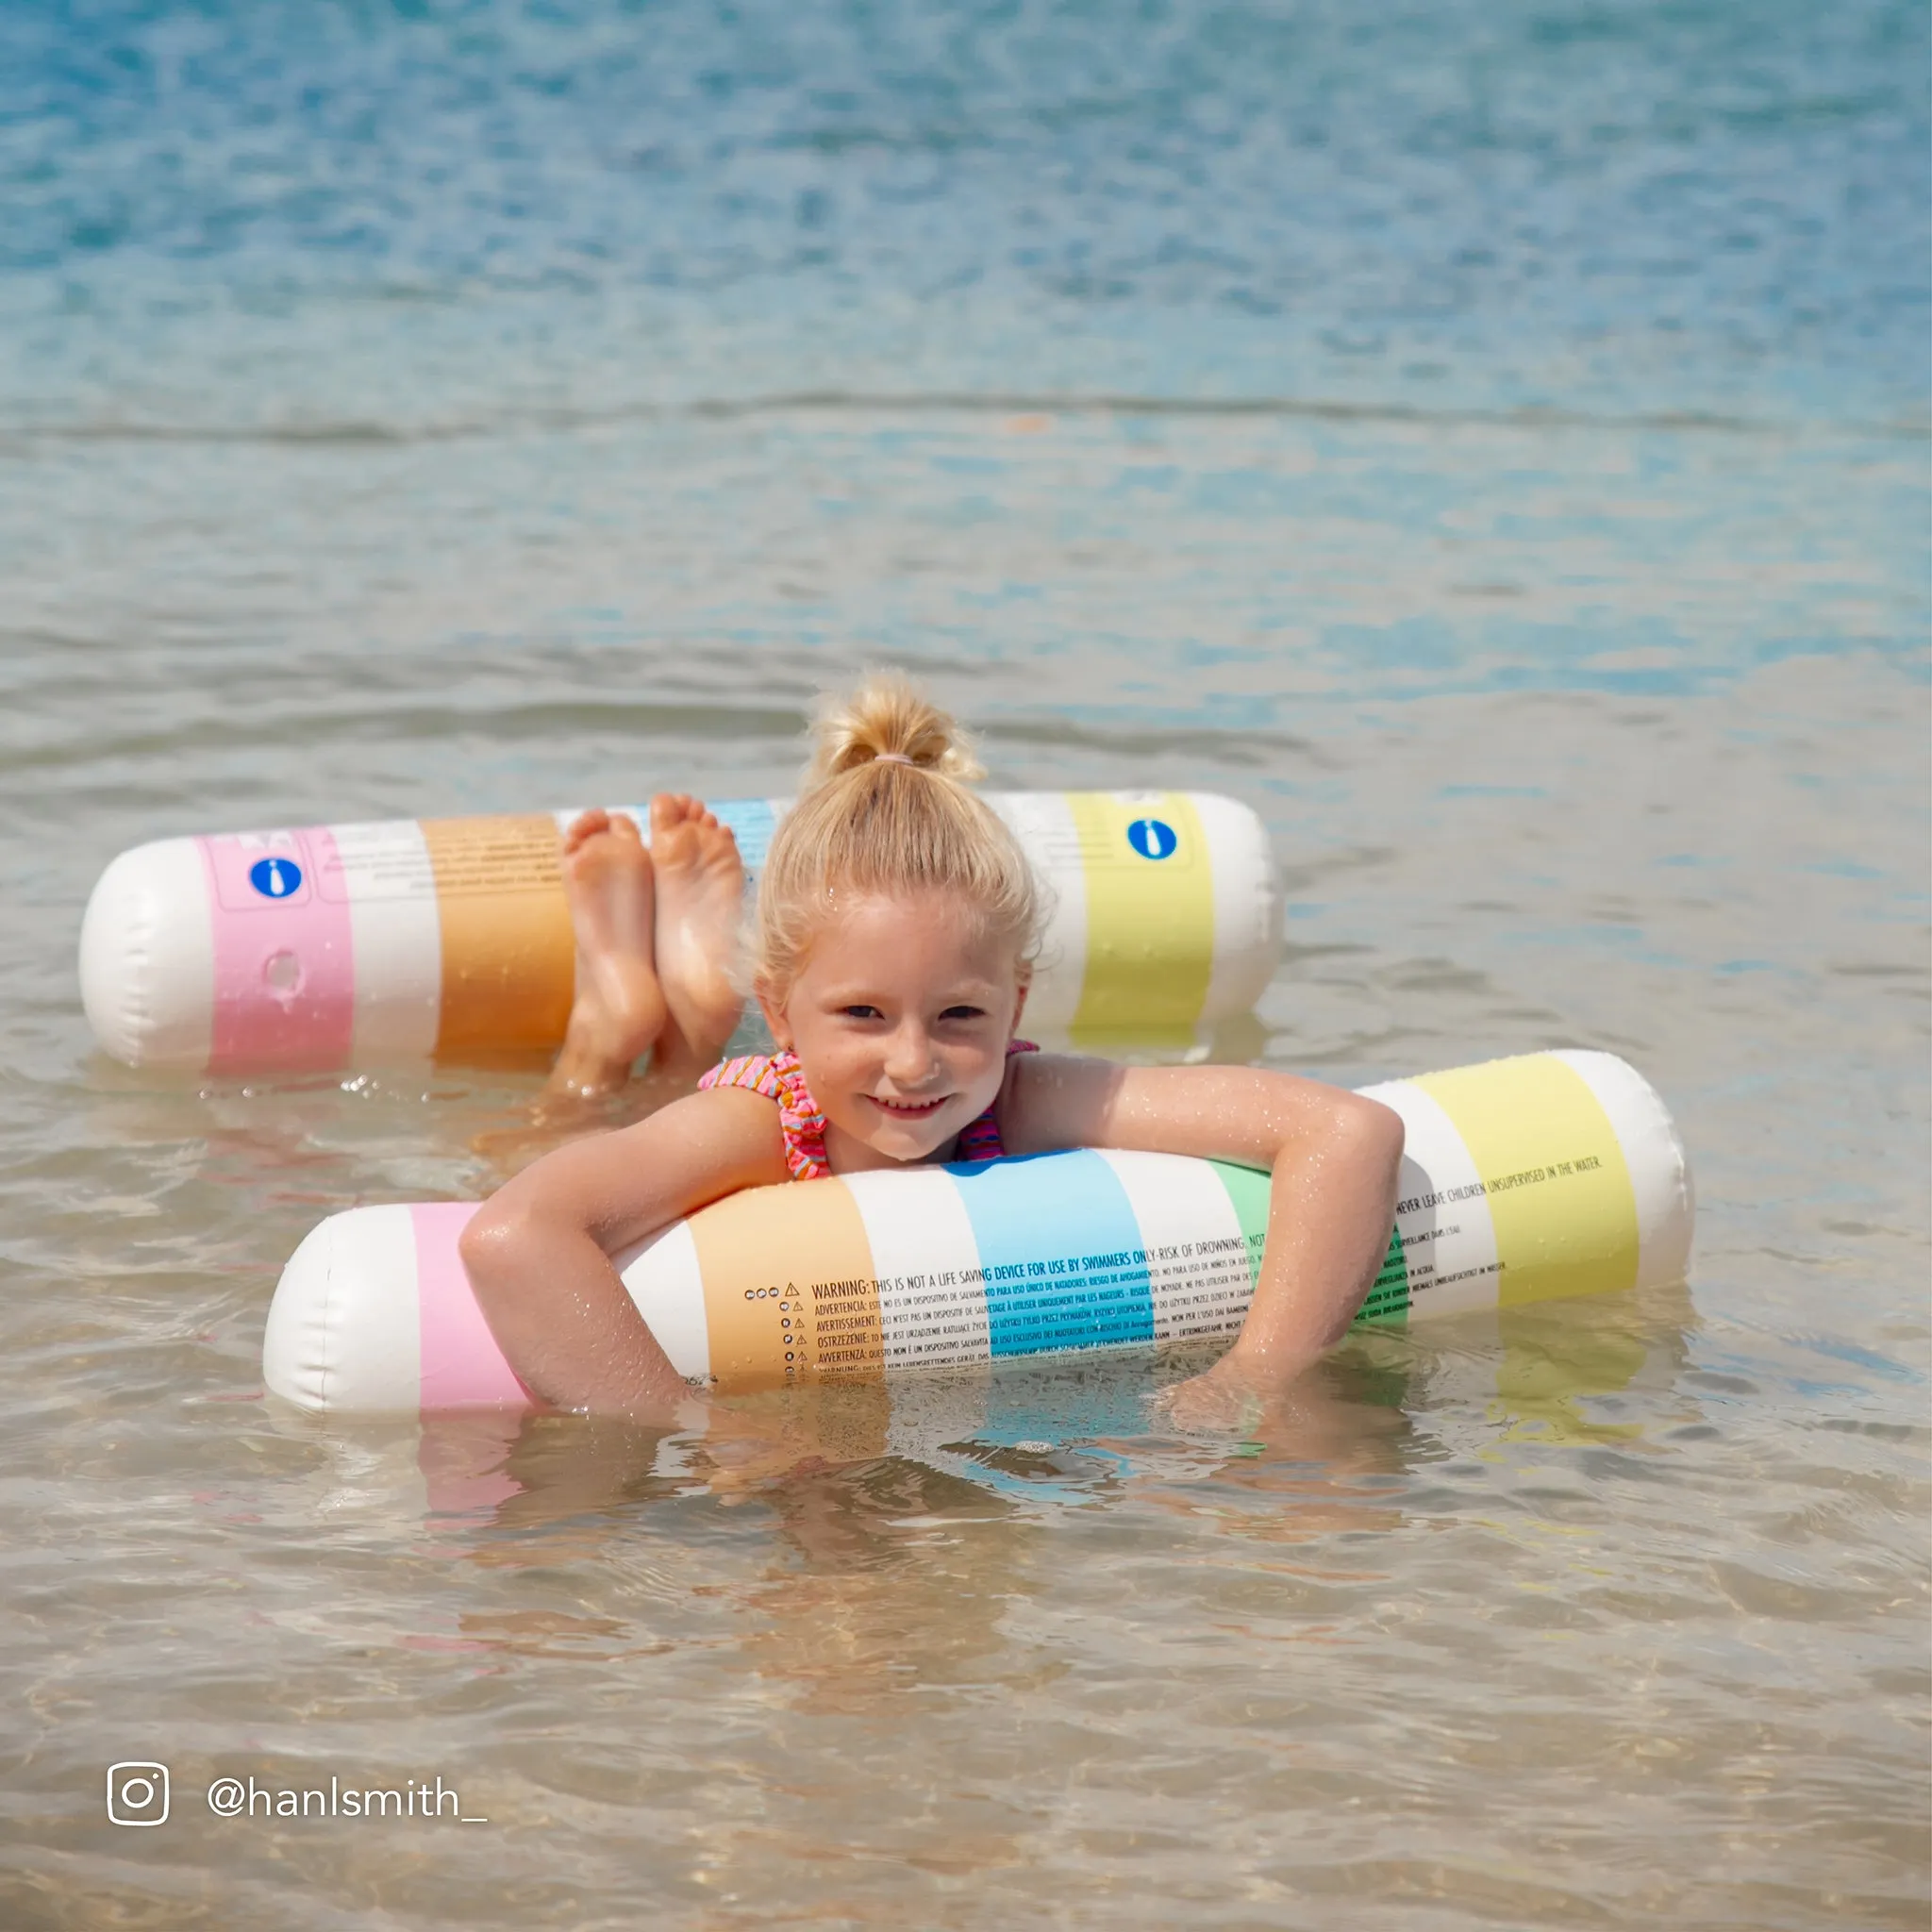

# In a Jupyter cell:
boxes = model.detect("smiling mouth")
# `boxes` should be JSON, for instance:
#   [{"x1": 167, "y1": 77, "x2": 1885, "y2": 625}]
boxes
[{"x1": 867, "y1": 1094, "x2": 950, "y2": 1120}]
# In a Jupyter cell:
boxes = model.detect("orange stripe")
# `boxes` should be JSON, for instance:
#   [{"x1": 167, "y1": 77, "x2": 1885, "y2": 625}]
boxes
[
  {"x1": 421, "y1": 815, "x2": 575, "y2": 1058},
  {"x1": 687, "y1": 1178, "x2": 881, "y2": 1392}
]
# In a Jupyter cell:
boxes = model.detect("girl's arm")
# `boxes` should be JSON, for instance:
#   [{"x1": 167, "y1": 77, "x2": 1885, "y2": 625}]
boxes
[
  {"x1": 1001, "y1": 1056, "x2": 1405, "y2": 1400},
  {"x1": 458, "y1": 1088, "x2": 789, "y2": 1423}
]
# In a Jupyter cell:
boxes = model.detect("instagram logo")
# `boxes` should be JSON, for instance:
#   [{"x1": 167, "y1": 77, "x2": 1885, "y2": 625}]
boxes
[{"x1": 107, "y1": 1762, "x2": 170, "y2": 1827}]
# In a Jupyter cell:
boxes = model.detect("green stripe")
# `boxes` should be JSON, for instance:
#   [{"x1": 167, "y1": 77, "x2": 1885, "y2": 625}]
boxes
[
  {"x1": 1210, "y1": 1159, "x2": 1408, "y2": 1329},
  {"x1": 1355, "y1": 1226, "x2": 1410, "y2": 1328},
  {"x1": 1208, "y1": 1159, "x2": 1271, "y2": 1286}
]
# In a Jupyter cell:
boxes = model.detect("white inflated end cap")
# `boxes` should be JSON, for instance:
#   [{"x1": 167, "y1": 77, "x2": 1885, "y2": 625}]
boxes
[
  {"x1": 261, "y1": 1204, "x2": 425, "y2": 1412},
  {"x1": 1554, "y1": 1048, "x2": 1696, "y2": 1291},
  {"x1": 1193, "y1": 791, "x2": 1283, "y2": 1019},
  {"x1": 78, "y1": 838, "x2": 215, "y2": 1070},
  {"x1": 261, "y1": 1213, "x2": 338, "y2": 1411}
]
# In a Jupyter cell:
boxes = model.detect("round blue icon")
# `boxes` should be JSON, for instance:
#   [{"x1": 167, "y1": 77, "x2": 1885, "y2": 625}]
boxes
[
  {"x1": 248, "y1": 857, "x2": 303, "y2": 900},
  {"x1": 1125, "y1": 817, "x2": 1178, "y2": 861}
]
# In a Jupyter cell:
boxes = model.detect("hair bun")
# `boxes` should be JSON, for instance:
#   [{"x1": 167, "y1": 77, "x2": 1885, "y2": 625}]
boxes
[
  {"x1": 808, "y1": 672, "x2": 986, "y2": 785},
  {"x1": 758, "y1": 671, "x2": 1041, "y2": 999}
]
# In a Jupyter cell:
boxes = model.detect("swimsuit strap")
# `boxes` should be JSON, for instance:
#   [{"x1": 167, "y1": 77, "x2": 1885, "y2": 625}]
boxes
[
  {"x1": 955, "y1": 1039, "x2": 1039, "y2": 1164},
  {"x1": 699, "y1": 1040, "x2": 1040, "y2": 1180},
  {"x1": 697, "y1": 1049, "x2": 831, "y2": 1181}
]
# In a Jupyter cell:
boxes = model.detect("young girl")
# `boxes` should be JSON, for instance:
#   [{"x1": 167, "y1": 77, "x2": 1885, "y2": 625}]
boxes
[{"x1": 462, "y1": 677, "x2": 1406, "y2": 1431}]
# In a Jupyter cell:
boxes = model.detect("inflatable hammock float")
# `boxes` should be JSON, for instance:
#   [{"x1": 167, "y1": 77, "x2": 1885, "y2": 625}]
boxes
[
  {"x1": 264, "y1": 1049, "x2": 1693, "y2": 1414},
  {"x1": 81, "y1": 791, "x2": 1277, "y2": 1073}
]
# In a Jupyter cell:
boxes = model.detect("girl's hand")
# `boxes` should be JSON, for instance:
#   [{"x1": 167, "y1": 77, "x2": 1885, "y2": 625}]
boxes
[
  {"x1": 1150, "y1": 1350, "x2": 1271, "y2": 1436},
  {"x1": 1005, "y1": 1055, "x2": 1407, "y2": 1394}
]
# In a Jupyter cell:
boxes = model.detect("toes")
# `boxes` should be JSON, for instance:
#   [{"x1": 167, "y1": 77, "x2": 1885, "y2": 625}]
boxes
[
  {"x1": 649, "y1": 792, "x2": 701, "y2": 836},
  {"x1": 562, "y1": 807, "x2": 611, "y2": 852}
]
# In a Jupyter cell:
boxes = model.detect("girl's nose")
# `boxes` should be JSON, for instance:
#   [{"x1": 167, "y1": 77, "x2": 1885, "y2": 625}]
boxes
[{"x1": 883, "y1": 1023, "x2": 937, "y2": 1087}]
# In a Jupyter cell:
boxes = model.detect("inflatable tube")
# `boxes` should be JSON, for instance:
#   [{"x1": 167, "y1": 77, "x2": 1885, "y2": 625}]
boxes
[
  {"x1": 262, "y1": 1049, "x2": 1692, "y2": 1414},
  {"x1": 79, "y1": 791, "x2": 1278, "y2": 1073},
  {"x1": 277, "y1": 1286, "x2": 1698, "y2": 1517}
]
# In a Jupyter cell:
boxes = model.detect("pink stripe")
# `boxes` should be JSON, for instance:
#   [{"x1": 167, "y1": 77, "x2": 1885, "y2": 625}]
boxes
[
  {"x1": 417, "y1": 1413, "x2": 525, "y2": 1516},
  {"x1": 410, "y1": 1203, "x2": 536, "y2": 1410},
  {"x1": 199, "y1": 827, "x2": 357, "y2": 1072}
]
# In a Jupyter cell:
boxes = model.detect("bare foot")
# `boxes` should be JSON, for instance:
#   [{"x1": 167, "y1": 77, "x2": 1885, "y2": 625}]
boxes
[
  {"x1": 546, "y1": 809, "x2": 668, "y2": 1100},
  {"x1": 648, "y1": 793, "x2": 745, "y2": 1079}
]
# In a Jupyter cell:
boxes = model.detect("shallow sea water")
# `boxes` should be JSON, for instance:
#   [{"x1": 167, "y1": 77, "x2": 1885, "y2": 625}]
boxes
[{"x1": 1, "y1": 4, "x2": 1928, "y2": 1926}]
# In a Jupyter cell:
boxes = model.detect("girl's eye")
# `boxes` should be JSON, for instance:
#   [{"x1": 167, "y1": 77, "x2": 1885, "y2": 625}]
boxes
[
  {"x1": 939, "y1": 1005, "x2": 986, "y2": 1022},
  {"x1": 841, "y1": 1004, "x2": 884, "y2": 1021}
]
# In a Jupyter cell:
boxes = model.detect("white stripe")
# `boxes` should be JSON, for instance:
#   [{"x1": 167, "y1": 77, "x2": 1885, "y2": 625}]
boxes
[
  {"x1": 991, "y1": 792, "x2": 1089, "y2": 1033},
  {"x1": 619, "y1": 1220, "x2": 711, "y2": 1382},
  {"x1": 842, "y1": 1166, "x2": 991, "y2": 1370},
  {"x1": 1097, "y1": 1149, "x2": 1254, "y2": 1341},
  {"x1": 1191, "y1": 791, "x2": 1282, "y2": 1023},
  {"x1": 332, "y1": 820, "x2": 443, "y2": 1060},
  {"x1": 1359, "y1": 1077, "x2": 1504, "y2": 1319}
]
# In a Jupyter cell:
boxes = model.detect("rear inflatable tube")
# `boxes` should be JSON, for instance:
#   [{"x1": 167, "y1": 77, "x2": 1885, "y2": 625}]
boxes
[
  {"x1": 262, "y1": 1050, "x2": 1693, "y2": 1414},
  {"x1": 80, "y1": 791, "x2": 1279, "y2": 1072}
]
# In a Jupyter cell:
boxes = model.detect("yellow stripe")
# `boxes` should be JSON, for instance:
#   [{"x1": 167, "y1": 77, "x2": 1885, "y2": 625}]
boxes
[
  {"x1": 1493, "y1": 1307, "x2": 1650, "y2": 1445},
  {"x1": 1068, "y1": 792, "x2": 1216, "y2": 1037},
  {"x1": 1414, "y1": 1054, "x2": 1640, "y2": 1308},
  {"x1": 688, "y1": 1178, "x2": 882, "y2": 1392},
  {"x1": 422, "y1": 815, "x2": 575, "y2": 1058}
]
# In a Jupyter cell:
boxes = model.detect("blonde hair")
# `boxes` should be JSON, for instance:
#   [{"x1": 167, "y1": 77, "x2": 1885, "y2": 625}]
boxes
[{"x1": 754, "y1": 674, "x2": 1044, "y2": 1001}]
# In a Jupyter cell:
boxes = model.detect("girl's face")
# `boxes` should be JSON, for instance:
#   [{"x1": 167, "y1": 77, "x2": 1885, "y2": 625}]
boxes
[{"x1": 760, "y1": 891, "x2": 1027, "y2": 1172}]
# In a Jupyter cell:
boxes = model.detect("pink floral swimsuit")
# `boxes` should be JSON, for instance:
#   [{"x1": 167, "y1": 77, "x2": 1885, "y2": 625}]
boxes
[{"x1": 698, "y1": 1041, "x2": 1039, "y2": 1181}]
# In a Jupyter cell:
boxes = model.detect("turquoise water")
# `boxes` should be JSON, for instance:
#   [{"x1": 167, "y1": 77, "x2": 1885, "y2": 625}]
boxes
[
  {"x1": 1, "y1": 4, "x2": 1927, "y2": 1925},
  {"x1": 6, "y1": 1, "x2": 1928, "y2": 429}
]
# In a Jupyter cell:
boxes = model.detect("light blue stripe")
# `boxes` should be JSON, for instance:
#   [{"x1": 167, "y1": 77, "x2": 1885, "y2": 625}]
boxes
[
  {"x1": 623, "y1": 796, "x2": 778, "y2": 876},
  {"x1": 709, "y1": 798, "x2": 778, "y2": 872},
  {"x1": 950, "y1": 1151, "x2": 1154, "y2": 1358}
]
